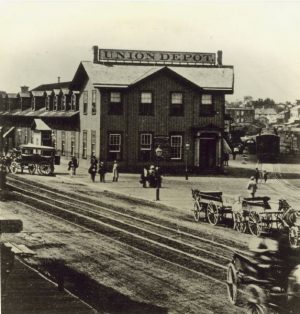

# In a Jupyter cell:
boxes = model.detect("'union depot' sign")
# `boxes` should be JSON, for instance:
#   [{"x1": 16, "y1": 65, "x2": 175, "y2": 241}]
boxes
[{"x1": 94, "y1": 47, "x2": 216, "y2": 65}]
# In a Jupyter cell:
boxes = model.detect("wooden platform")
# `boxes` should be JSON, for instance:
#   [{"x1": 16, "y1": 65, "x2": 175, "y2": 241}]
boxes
[{"x1": 1, "y1": 257, "x2": 97, "y2": 314}]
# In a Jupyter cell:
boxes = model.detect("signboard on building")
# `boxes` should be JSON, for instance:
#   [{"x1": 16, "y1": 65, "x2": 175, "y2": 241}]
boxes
[{"x1": 93, "y1": 46, "x2": 216, "y2": 65}]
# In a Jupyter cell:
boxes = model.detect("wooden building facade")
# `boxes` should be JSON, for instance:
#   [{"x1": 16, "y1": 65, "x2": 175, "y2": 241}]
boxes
[{"x1": 0, "y1": 47, "x2": 234, "y2": 173}]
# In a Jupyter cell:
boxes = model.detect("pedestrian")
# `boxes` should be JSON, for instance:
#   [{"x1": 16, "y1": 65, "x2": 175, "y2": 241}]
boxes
[
  {"x1": 68, "y1": 156, "x2": 78, "y2": 176},
  {"x1": 98, "y1": 161, "x2": 106, "y2": 183},
  {"x1": 233, "y1": 147, "x2": 239, "y2": 160},
  {"x1": 148, "y1": 165, "x2": 156, "y2": 188},
  {"x1": 223, "y1": 152, "x2": 229, "y2": 166},
  {"x1": 140, "y1": 166, "x2": 148, "y2": 188},
  {"x1": 254, "y1": 167, "x2": 260, "y2": 184},
  {"x1": 247, "y1": 176, "x2": 258, "y2": 198},
  {"x1": 112, "y1": 160, "x2": 119, "y2": 182},
  {"x1": 90, "y1": 154, "x2": 98, "y2": 166},
  {"x1": 263, "y1": 170, "x2": 268, "y2": 183},
  {"x1": 88, "y1": 162, "x2": 97, "y2": 182}
]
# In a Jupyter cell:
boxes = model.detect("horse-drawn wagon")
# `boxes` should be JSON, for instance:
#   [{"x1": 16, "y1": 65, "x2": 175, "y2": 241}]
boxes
[
  {"x1": 10, "y1": 144, "x2": 60, "y2": 176},
  {"x1": 227, "y1": 240, "x2": 300, "y2": 313}
]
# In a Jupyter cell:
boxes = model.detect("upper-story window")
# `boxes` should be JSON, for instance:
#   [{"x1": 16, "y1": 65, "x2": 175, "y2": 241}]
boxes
[
  {"x1": 31, "y1": 97, "x2": 35, "y2": 110},
  {"x1": 45, "y1": 96, "x2": 50, "y2": 111},
  {"x1": 108, "y1": 92, "x2": 123, "y2": 115},
  {"x1": 82, "y1": 130, "x2": 87, "y2": 159},
  {"x1": 53, "y1": 95, "x2": 58, "y2": 111},
  {"x1": 92, "y1": 90, "x2": 96, "y2": 115},
  {"x1": 139, "y1": 92, "x2": 154, "y2": 116},
  {"x1": 199, "y1": 94, "x2": 214, "y2": 115},
  {"x1": 83, "y1": 91, "x2": 88, "y2": 115},
  {"x1": 170, "y1": 92, "x2": 184, "y2": 116},
  {"x1": 61, "y1": 95, "x2": 66, "y2": 111},
  {"x1": 139, "y1": 133, "x2": 152, "y2": 161},
  {"x1": 71, "y1": 94, "x2": 76, "y2": 111}
]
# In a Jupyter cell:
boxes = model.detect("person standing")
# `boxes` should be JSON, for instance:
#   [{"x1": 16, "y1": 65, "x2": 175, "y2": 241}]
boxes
[
  {"x1": 112, "y1": 160, "x2": 119, "y2": 182},
  {"x1": 247, "y1": 176, "x2": 258, "y2": 198},
  {"x1": 263, "y1": 170, "x2": 268, "y2": 183},
  {"x1": 254, "y1": 168, "x2": 260, "y2": 184},
  {"x1": 68, "y1": 156, "x2": 78, "y2": 176},
  {"x1": 88, "y1": 162, "x2": 97, "y2": 182},
  {"x1": 140, "y1": 166, "x2": 148, "y2": 188},
  {"x1": 98, "y1": 161, "x2": 106, "y2": 183}
]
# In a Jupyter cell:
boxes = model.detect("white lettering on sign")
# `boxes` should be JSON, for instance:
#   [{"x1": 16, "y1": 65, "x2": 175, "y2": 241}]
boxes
[{"x1": 96, "y1": 48, "x2": 216, "y2": 65}]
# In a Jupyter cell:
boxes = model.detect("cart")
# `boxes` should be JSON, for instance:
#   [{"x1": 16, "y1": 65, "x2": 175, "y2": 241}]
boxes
[
  {"x1": 233, "y1": 197, "x2": 289, "y2": 237},
  {"x1": 191, "y1": 189, "x2": 233, "y2": 226}
]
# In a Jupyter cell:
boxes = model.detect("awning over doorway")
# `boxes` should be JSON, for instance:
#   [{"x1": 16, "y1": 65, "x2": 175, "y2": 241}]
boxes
[
  {"x1": 223, "y1": 138, "x2": 232, "y2": 154},
  {"x1": 32, "y1": 119, "x2": 51, "y2": 131},
  {"x1": 3, "y1": 127, "x2": 15, "y2": 138}
]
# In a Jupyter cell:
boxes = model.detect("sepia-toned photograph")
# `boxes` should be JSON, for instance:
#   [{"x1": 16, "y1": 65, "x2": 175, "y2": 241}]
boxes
[{"x1": 1, "y1": 1, "x2": 300, "y2": 313}]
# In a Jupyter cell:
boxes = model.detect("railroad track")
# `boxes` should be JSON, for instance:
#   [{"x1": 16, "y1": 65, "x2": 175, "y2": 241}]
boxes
[{"x1": 6, "y1": 175, "x2": 250, "y2": 283}]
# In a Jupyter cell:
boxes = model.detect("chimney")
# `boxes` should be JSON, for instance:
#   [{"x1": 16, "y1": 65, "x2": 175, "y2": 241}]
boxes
[
  {"x1": 58, "y1": 76, "x2": 60, "y2": 83},
  {"x1": 217, "y1": 50, "x2": 223, "y2": 66},
  {"x1": 20, "y1": 86, "x2": 29, "y2": 93},
  {"x1": 93, "y1": 45, "x2": 99, "y2": 63}
]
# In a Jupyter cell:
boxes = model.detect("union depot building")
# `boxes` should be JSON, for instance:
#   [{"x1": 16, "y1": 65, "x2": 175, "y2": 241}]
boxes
[{"x1": 0, "y1": 46, "x2": 234, "y2": 173}]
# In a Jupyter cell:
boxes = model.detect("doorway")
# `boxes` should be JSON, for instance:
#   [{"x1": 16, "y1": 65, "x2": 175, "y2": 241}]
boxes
[{"x1": 199, "y1": 137, "x2": 217, "y2": 170}]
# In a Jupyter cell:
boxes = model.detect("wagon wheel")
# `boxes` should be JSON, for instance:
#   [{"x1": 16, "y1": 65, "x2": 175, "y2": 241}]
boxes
[
  {"x1": 275, "y1": 212, "x2": 285, "y2": 231},
  {"x1": 234, "y1": 212, "x2": 247, "y2": 233},
  {"x1": 28, "y1": 163, "x2": 36, "y2": 175},
  {"x1": 38, "y1": 163, "x2": 52, "y2": 176},
  {"x1": 289, "y1": 227, "x2": 299, "y2": 248},
  {"x1": 10, "y1": 161, "x2": 19, "y2": 174},
  {"x1": 245, "y1": 284, "x2": 267, "y2": 314},
  {"x1": 226, "y1": 262, "x2": 240, "y2": 305},
  {"x1": 193, "y1": 202, "x2": 205, "y2": 222},
  {"x1": 207, "y1": 202, "x2": 220, "y2": 225},
  {"x1": 248, "y1": 212, "x2": 262, "y2": 236}
]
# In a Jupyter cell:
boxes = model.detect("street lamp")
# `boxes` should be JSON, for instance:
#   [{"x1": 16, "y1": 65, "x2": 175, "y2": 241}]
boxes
[
  {"x1": 155, "y1": 145, "x2": 163, "y2": 201},
  {"x1": 185, "y1": 143, "x2": 190, "y2": 180}
]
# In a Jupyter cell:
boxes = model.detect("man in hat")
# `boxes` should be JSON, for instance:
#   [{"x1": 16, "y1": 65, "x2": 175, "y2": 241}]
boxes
[{"x1": 247, "y1": 176, "x2": 258, "y2": 198}]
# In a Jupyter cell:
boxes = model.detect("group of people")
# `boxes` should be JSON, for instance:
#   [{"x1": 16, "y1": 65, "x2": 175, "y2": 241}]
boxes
[
  {"x1": 247, "y1": 167, "x2": 269, "y2": 198},
  {"x1": 88, "y1": 155, "x2": 119, "y2": 183},
  {"x1": 140, "y1": 165, "x2": 162, "y2": 188}
]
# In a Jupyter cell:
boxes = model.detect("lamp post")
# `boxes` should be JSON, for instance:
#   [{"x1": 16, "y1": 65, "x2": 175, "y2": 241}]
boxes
[
  {"x1": 155, "y1": 145, "x2": 163, "y2": 201},
  {"x1": 185, "y1": 143, "x2": 190, "y2": 180}
]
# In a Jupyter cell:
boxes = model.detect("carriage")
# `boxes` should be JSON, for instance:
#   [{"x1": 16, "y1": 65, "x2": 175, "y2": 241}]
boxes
[
  {"x1": 191, "y1": 189, "x2": 233, "y2": 226},
  {"x1": 227, "y1": 247, "x2": 300, "y2": 313},
  {"x1": 9, "y1": 144, "x2": 60, "y2": 176}
]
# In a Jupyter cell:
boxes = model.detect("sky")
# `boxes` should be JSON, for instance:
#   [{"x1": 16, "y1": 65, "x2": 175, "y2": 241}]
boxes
[{"x1": 1, "y1": 0, "x2": 300, "y2": 103}]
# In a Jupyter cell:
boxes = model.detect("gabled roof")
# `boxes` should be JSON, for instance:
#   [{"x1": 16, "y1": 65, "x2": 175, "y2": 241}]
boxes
[
  {"x1": 32, "y1": 118, "x2": 51, "y2": 131},
  {"x1": 78, "y1": 61, "x2": 234, "y2": 92},
  {"x1": 31, "y1": 81, "x2": 71, "y2": 91}
]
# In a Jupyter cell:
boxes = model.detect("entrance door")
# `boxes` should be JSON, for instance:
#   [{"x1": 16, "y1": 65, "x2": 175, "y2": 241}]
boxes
[{"x1": 199, "y1": 138, "x2": 217, "y2": 170}]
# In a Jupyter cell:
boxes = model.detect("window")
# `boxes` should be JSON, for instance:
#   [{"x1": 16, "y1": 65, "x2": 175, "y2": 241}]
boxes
[
  {"x1": 170, "y1": 92, "x2": 184, "y2": 116},
  {"x1": 61, "y1": 131, "x2": 66, "y2": 156},
  {"x1": 199, "y1": 94, "x2": 214, "y2": 115},
  {"x1": 91, "y1": 130, "x2": 96, "y2": 157},
  {"x1": 108, "y1": 133, "x2": 122, "y2": 160},
  {"x1": 83, "y1": 91, "x2": 88, "y2": 115},
  {"x1": 139, "y1": 92, "x2": 154, "y2": 116},
  {"x1": 241, "y1": 111, "x2": 244, "y2": 116},
  {"x1": 31, "y1": 97, "x2": 35, "y2": 110},
  {"x1": 45, "y1": 96, "x2": 50, "y2": 110},
  {"x1": 71, "y1": 94, "x2": 76, "y2": 111},
  {"x1": 61, "y1": 95, "x2": 66, "y2": 111},
  {"x1": 71, "y1": 132, "x2": 75, "y2": 156},
  {"x1": 53, "y1": 96, "x2": 58, "y2": 111},
  {"x1": 82, "y1": 131, "x2": 87, "y2": 159},
  {"x1": 170, "y1": 135, "x2": 183, "y2": 160},
  {"x1": 92, "y1": 90, "x2": 96, "y2": 115},
  {"x1": 139, "y1": 133, "x2": 152, "y2": 161},
  {"x1": 108, "y1": 92, "x2": 123, "y2": 115}
]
